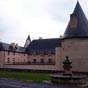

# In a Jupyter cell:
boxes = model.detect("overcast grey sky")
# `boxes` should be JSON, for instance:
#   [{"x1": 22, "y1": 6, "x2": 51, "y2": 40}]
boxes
[{"x1": 0, "y1": 0, "x2": 88, "y2": 46}]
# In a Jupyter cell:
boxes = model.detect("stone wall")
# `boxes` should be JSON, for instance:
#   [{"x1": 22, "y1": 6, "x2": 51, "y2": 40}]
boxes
[
  {"x1": 61, "y1": 38, "x2": 88, "y2": 72},
  {"x1": 0, "y1": 51, "x2": 5, "y2": 68}
]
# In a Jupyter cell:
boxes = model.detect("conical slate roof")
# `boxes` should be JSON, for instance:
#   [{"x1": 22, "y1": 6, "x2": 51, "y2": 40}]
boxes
[{"x1": 63, "y1": 1, "x2": 88, "y2": 38}]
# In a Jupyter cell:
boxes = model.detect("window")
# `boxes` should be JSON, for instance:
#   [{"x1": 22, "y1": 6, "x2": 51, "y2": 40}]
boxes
[
  {"x1": 13, "y1": 58, "x2": 15, "y2": 64},
  {"x1": 48, "y1": 58, "x2": 52, "y2": 63},
  {"x1": 40, "y1": 51, "x2": 44, "y2": 56},
  {"x1": 63, "y1": 48, "x2": 64, "y2": 50},
  {"x1": 40, "y1": 58, "x2": 44, "y2": 63},
  {"x1": 8, "y1": 51, "x2": 10, "y2": 55},
  {"x1": 23, "y1": 59, "x2": 25, "y2": 63},
  {"x1": 18, "y1": 58, "x2": 19, "y2": 64},
  {"x1": 33, "y1": 59, "x2": 36, "y2": 63},
  {"x1": 13, "y1": 52, "x2": 15, "y2": 55},
  {"x1": 48, "y1": 50, "x2": 52, "y2": 56},
  {"x1": 7, "y1": 58, "x2": 10, "y2": 63},
  {"x1": 33, "y1": 51, "x2": 36, "y2": 55}
]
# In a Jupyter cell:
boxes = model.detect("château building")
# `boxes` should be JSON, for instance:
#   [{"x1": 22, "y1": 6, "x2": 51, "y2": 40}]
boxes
[{"x1": 0, "y1": 1, "x2": 88, "y2": 72}]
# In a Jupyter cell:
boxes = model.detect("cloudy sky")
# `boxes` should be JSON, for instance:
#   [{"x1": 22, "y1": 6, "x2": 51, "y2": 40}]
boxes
[{"x1": 0, "y1": 0, "x2": 88, "y2": 46}]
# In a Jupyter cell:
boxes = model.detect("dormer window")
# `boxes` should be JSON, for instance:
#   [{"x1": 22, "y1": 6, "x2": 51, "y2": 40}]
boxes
[
  {"x1": 48, "y1": 50, "x2": 52, "y2": 56},
  {"x1": 70, "y1": 14, "x2": 77, "y2": 28},
  {"x1": 40, "y1": 51, "x2": 44, "y2": 56},
  {"x1": 33, "y1": 51, "x2": 36, "y2": 56}
]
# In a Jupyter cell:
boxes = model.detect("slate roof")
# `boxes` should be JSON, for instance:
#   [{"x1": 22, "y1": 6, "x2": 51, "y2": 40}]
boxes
[
  {"x1": 63, "y1": 1, "x2": 88, "y2": 38},
  {"x1": 26, "y1": 38, "x2": 61, "y2": 54},
  {"x1": 0, "y1": 42, "x2": 25, "y2": 53}
]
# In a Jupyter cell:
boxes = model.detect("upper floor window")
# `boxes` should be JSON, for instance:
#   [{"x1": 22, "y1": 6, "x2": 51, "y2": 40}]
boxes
[
  {"x1": 13, "y1": 52, "x2": 15, "y2": 55},
  {"x1": 8, "y1": 51, "x2": 10, "y2": 55}
]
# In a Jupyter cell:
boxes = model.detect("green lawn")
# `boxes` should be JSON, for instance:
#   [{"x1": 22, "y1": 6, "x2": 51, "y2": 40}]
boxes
[
  {"x1": 86, "y1": 76, "x2": 88, "y2": 81},
  {"x1": 0, "y1": 70, "x2": 50, "y2": 83}
]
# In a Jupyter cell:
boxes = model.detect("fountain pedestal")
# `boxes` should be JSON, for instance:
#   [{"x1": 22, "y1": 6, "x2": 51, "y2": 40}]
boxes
[
  {"x1": 63, "y1": 56, "x2": 72, "y2": 76},
  {"x1": 50, "y1": 56, "x2": 86, "y2": 84}
]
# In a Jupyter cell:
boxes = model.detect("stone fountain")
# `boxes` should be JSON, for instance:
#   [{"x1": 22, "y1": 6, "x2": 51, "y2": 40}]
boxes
[{"x1": 50, "y1": 56, "x2": 86, "y2": 84}]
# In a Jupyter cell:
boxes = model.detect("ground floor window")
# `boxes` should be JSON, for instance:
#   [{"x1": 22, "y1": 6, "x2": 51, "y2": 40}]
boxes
[
  {"x1": 13, "y1": 58, "x2": 15, "y2": 64},
  {"x1": 48, "y1": 58, "x2": 52, "y2": 63},
  {"x1": 7, "y1": 58, "x2": 10, "y2": 63},
  {"x1": 40, "y1": 58, "x2": 44, "y2": 63},
  {"x1": 33, "y1": 59, "x2": 36, "y2": 63}
]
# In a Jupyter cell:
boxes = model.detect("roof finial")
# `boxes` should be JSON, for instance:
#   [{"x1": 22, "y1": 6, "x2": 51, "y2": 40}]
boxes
[
  {"x1": 77, "y1": 0, "x2": 80, "y2": 5},
  {"x1": 27, "y1": 35, "x2": 31, "y2": 40}
]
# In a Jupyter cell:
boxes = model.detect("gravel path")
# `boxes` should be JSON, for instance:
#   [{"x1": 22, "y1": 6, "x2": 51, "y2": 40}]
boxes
[{"x1": 0, "y1": 78, "x2": 80, "y2": 88}]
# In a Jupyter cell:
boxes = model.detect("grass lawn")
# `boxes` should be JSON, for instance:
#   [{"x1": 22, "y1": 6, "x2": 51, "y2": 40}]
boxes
[
  {"x1": 0, "y1": 70, "x2": 51, "y2": 83},
  {"x1": 86, "y1": 76, "x2": 88, "y2": 81}
]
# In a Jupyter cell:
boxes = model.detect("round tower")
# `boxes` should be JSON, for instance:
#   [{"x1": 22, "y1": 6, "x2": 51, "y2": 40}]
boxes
[{"x1": 61, "y1": 1, "x2": 88, "y2": 72}]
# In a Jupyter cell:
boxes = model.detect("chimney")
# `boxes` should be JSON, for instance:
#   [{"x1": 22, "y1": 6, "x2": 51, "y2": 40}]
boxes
[
  {"x1": 15, "y1": 44, "x2": 18, "y2": 49},
  {"x1": 60, "y1": 35, "x2": 62, "y2": 39},
  {"x1": 11, "y1": 43, "x2": 15, "y2": 49},
  {"x1": 39, "y1": 37, "x2": 42, "y2": 40},
  {"x1": 70, "y1": 14, "x2": 77, "y2": 28}
]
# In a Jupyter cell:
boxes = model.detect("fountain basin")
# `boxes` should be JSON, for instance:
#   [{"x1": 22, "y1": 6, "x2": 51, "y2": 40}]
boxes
[{"x1": 50, "y1": 74, "x2": 86, "y2": 84}]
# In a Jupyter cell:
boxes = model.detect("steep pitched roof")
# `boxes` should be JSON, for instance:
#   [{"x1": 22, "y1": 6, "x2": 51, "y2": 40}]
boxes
[
  {"x1": 26, "y1": 38, "x2": 61, "y2": 54},
  {"x1": 63, "y1": 1, "x2": 88, "y2": 38},
  {"x1": 0, "y1": 43, "x2": 4, "y2": 51},
  {"x1": 0, "y1": 42, "x2": 25, "y2": 53},
  {"x1": 27, "y1": 35, "x2": 31, "y2": 40}
]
